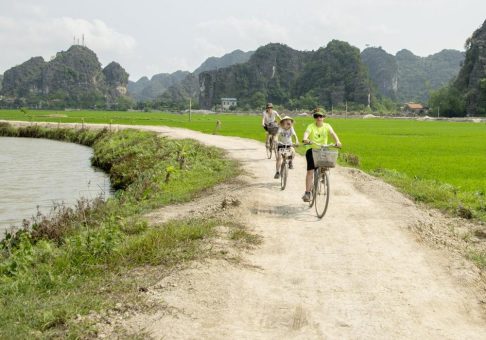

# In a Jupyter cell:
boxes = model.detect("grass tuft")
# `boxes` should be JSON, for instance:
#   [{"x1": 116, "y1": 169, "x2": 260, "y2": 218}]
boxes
[{"x1": 467, "y1": 251, "x2": 486, "y2": 269}]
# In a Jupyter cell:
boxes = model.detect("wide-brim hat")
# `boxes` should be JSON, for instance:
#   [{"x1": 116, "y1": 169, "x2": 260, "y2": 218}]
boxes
[
  {"x1": 280, "y1": 116, "x2": 294, "y2": 124},
  {"x1": 266, "y1": 103, "x2": 273, "y2": 108},
  {"x1": 312, "y1": 108, "x2": 326, "y2": 117}
]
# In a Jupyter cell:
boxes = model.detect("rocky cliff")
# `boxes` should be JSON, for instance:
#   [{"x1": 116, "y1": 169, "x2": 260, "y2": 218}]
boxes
[
  {"x1": 361, "y1": 47, "x2": 398, "y2": 100},
  {"x1": 454, "y1": 19, "x2": 486, "y2": 115},
  {"x1": 157, "y1": 74, "x2": 199, "y2": 107},
  {"x1": 1, "y1": 56, "x2": 46, "y2": 97},
  {"x1": 199, "y1": 41, "x2": 370, "y2": 110},
  {"x1": 0, "y1": 45, "x2": 129, "y2": 108},
  {"x1": 193, "y1": 49, "x2": 254, "y2": 75},
  {"x1": 129, "y1": 50, "x2": 253, "y2": 102},
  {"x1": 128, "y1": 71, "x2": 190, "y2": 101},
  {"x1": 362, "y1": 47, "x2": 464, "y2": 103}
]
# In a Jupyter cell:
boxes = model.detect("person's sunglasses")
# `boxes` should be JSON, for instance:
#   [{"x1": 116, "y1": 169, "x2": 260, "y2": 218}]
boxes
[{"x1": 313, "y1": 115, "x2": 324, "y2": 119}]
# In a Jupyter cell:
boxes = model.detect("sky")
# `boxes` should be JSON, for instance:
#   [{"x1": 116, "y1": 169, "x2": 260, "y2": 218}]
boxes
[{"x1": 0, "y1": 0, "x2": 485, "y2": 81}]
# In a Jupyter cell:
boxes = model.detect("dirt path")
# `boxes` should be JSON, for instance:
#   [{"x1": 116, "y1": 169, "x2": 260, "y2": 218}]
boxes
[{"x1": 5, "y1": 121, "x2": 486, "y2": 339}]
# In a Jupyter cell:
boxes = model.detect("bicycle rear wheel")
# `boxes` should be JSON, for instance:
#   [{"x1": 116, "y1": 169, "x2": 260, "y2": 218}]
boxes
[
  {"x1": 280, "y1": 160, "x2": 288, "y2": 190},
  {"x1": 314, "y1": 169, "x2": 330, "y2": 219}
]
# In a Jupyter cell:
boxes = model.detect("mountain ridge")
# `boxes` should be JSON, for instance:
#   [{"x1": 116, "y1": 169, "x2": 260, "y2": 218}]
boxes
[
  {"x1": 128, "y1": 49, "x2": 253, "y2": 101},
  {"x1": 361, "y1": 47, "x2": 464, "y2": 103},
  {"x1": 453, "y1": 19, "x2": 486, "y2": 115},
  {"x1": 0, "y1": 45, "x2": 130, "y2": 109},
  {"x1": 198, "y1": 41, "x2": 371, "y2": 110}
]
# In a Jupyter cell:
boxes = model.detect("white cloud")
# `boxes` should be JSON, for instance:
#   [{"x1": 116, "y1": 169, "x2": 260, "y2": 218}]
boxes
[
  {"x1": 1, "y1": 0, "x2": 485, "y2": 79},
  {"x1": 194, "y1": 17, "x2": 289, "y2": 57},
  {"x1": 0, "y1": 11, "x2": 136, "y2": 74},
  {"x1": 56, "y1": 18, "x2": 136, "y2": 54}
]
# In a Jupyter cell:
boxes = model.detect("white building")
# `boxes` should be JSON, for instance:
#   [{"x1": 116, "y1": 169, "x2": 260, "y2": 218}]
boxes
[{"x1": 221, "y1": 97, "x2": 237, "y2": 110}]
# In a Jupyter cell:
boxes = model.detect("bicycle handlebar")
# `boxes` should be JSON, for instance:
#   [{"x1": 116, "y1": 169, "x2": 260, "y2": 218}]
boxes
[{"x1": 302, "y1": 140, "x2": 340, "y2": 148}]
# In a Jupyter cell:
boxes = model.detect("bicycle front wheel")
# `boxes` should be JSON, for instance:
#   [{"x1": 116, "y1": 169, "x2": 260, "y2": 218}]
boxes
[
  {"x1": 280, "y1": 161, "x2": 288, "y2": 190},
  {"x1": 266, "y1": 137, "x2": 273, "y2": 159},
  {"x1": 314, "y1": 169, "x2": 330, "y2": 219}
]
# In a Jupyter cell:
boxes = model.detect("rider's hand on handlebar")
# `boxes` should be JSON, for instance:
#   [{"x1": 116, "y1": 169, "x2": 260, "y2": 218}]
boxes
[
  {"x1": 336, "y1": 142, "x2": 342, "y2": 148},
  {"x1": 302, "y1": 139, "x2": 311, "y2": 145}
]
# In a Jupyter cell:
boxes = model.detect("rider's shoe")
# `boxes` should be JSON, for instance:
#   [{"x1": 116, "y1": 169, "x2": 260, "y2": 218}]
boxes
[
  {"x1": 302, "y1": 192, "x2": 311, "y2": 202},
  {"x1": 274, "y1": 172, "x2": 280, "y2": 179},
  {"x1": 289, "y1": 161, "x2": 294, "y2": 169}
]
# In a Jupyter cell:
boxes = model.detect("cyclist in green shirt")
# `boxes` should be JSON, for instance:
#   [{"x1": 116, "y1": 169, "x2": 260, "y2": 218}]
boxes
[{"x1": 301, "y1": 108, "x2": 342, "y2": 202}]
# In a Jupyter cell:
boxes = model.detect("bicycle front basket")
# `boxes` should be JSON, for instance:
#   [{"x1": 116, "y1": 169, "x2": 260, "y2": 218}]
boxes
[
  {"x1": 267, "y1": 124, "x2": 279, "y2": 135},
  {"x1": 312, "y1": 149, "x2": 338, "y2": 168}
]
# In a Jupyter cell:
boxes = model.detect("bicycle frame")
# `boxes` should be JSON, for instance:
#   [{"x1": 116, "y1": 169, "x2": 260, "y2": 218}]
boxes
[
  {"x1": 277, "y1": 144, "x2": 293, "y2": 158},
  {"x1": 277, "y1": 144, "x2": 293, "y2": 190},
  {"x1": 304, "y1": 141, "x2": 339, "y2": 218}
]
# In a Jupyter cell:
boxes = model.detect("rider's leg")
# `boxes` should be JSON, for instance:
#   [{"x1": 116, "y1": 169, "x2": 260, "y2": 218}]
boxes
[
  {"x1": 276, "y1": 151, "x2": 282, "y2": 172},
  {"x1": 306, "y1": 170, "x2": 314, "y2": 191},
  {"x1": 274, "y1": 148, "x2": 281, "y2": 178},
  {"x1": 303, "y1": 149, "x2": 314, "y2": 200}
]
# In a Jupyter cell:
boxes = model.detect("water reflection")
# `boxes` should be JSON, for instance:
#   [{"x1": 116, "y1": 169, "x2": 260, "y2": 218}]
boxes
[{"x1": 0, "y1": 137, "x2": 111, "y2": 236}]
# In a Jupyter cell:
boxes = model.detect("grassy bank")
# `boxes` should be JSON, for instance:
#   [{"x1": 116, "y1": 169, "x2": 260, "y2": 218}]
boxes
[
  {"x1": 0, "y1": 123, "x2": 240, "y2": 338},
  {"x1": 2, "y1": 110, "x2": 486, "y2": 223}
]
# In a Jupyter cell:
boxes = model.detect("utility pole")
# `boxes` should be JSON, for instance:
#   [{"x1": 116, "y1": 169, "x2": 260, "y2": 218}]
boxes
[
  {"x1": 345, "y1": 101, "x2": 348, "y2": 119},
  {"x1": 437, "y1": 106, "x2": 440, "y2": 118},
  {"x1": 189, "y1": 98, "x2": 192, "y2": 122}
]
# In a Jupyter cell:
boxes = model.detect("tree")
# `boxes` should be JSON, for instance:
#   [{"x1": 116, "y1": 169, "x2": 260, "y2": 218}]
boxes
[
  {"x1": 429, "y1": 85, "x2": 466, "y2": 117},
  {"x1": 250, "y1": 91, "x2": 266, "y2": 109}
]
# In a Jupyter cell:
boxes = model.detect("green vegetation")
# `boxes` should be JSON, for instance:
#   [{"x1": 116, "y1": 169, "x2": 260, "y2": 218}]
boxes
[
  {"x1": 429, "y1": 20, "x2": 486, "y2": 116},
  {"x1": 429, "y1": 84, "x2": 466, "y2": 117},
  {"x1": 0, "y1": 123, "x2": 239, "y2": 338}
]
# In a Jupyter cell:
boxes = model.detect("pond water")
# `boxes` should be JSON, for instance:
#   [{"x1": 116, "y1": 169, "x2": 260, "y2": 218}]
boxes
[{"x1": 0, "y1": 137, "x2": 111, "y2": 237}]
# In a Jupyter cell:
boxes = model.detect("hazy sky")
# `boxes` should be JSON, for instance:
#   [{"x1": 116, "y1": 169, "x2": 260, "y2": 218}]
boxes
[{"x1": 1, "y1": 0, "x2": 485, "y2": 80}]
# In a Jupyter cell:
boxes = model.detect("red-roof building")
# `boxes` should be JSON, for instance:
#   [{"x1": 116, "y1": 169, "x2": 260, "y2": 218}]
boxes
[{"x1": 402, "y1": 103, "x2": 427, "y2": 115}]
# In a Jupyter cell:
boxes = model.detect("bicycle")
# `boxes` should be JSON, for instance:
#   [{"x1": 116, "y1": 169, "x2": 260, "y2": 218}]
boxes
[
  {"x1": 306, "y1": 142, "x2": 340, "y2": 218},
  {"x1": 277, "y1": 144, "x2": 294, "y2": 190},
  {"x1": 265, "y1": 123, "x2": 279, "y2": 159}
]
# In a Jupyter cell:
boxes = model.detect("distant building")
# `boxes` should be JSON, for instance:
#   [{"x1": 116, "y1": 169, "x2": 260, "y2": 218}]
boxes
[
  {"x1": 402, "y1": 103, "x2": 427, "y2": 115},
  {"x1": 221, "y1": 97, "x2": 237, "y2": 110}
]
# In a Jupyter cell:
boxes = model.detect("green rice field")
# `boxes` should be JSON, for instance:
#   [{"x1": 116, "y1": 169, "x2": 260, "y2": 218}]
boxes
[{"x1": 1, "y1": 109, "x2": 486, "y2": 220}]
